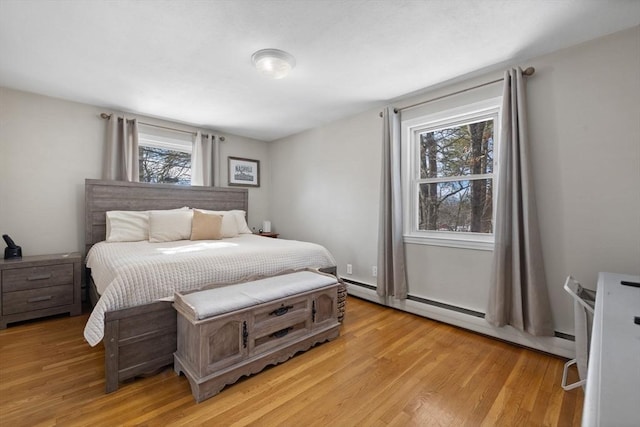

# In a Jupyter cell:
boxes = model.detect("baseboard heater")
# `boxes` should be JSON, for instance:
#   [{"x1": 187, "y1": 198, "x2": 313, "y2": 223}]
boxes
[
  {"x1": 343, "y1": 278, "x2": 574, "y2": 341},
  {"x1": 342, "y1": 278, "x2": 376, "y2": 291}
]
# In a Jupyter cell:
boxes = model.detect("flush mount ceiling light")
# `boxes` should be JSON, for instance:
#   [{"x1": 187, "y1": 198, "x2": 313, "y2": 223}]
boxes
[{"x1": 251, "y1": 48, "x2": 296, "y2": 79}]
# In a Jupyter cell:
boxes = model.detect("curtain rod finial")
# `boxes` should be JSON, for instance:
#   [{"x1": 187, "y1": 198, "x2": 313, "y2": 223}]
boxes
[
  {"x1": 523, "y1": 66, "x2": 535, "y2": 76},
  {"x1": 100, "y1": 113, "x2": 111, "y2": 119},
  {"x1": 379, "y1": 108, "x2": 399, "y2": 118}
]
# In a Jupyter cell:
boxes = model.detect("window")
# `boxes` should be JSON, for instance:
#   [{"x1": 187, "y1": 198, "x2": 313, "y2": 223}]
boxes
[
  {"x1": 138, "y1": 124, "x2": 192, "y2": 184},
  {"x1": 402, "y1": 98, "x2": 501, "y2": 250}
]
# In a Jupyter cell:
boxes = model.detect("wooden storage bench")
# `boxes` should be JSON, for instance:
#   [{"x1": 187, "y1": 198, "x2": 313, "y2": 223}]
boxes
[{"x1": 173, "y1": 270, "x2": 342, "y2": 403}]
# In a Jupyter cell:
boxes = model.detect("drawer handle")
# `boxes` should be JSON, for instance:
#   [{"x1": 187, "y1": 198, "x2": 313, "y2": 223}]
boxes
[
  {"x1": 270, "y1": 327, "x2": 292, "y2": 339},
  {"x1": 242, "y1": 321, "x2": 248, "y2": 348},
  {"x1": 27, "y1": 274, "x2": 52, "y2": 281},
  {"x1": 269, "y1": 305, "x2": 293, "y2": 317},
  {"x1": 28, "y1": 295, "x2": 53, "y2": 303}
]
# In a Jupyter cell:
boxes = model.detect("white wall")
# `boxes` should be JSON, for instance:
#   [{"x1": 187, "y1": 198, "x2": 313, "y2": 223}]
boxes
[
  {"x1": 217, "y1": 133, "x2": 270, "y2": 232},
  {"x1": 269, "y1": 27, "x2": 640, "y2": 350},
  {"x1": 0, "y1": 88, "x2": 270, "y2": 256},
  {"x1": 528, "y1": 25, "x2": 640, "y2": 334},
  {"x1": 269, "y1": 109, "x2": 381, "y2": 282}
]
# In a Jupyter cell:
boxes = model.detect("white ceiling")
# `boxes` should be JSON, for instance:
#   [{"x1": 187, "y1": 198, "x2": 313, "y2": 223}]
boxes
[{"x1": 1, "y1": 1, "x2": 639, "y2": 141}]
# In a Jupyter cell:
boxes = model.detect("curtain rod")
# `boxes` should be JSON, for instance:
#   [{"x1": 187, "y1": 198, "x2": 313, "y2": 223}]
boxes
[
  {"x1": 380, "y1": 66, "x2": 535, "y2": 117},
  {"x1": 99, "y1": 113, "x2": 225, "y2": 142}
]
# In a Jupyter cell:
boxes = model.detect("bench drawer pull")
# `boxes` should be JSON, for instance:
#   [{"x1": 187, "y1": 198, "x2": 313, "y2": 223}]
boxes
[
  {"x1": 27, "y1": 274, "x2": 52, "y2": 281},
  {"x1": 28, "y1": 295, "x2": 53, "y2": 303},
  {"x1": 269, "y1": 305, "x2": 293, "y2": 317},
  {"x1": 242, "y1": 321, "x2": 248, "y2": 348},
  {"x1": 270, "y1": 327, "x2": 292, "y2": 338}
]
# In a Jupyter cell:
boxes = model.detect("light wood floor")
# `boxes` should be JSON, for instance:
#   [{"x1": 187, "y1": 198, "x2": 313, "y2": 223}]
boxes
[{"x1": 0, "y1": 297, "x2": 583, "y2": 426}]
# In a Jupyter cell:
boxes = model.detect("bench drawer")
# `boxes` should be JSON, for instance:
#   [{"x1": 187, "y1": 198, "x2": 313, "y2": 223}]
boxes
[{"x1": 253, "y1": 295, "x2": 309, "y2": 327}]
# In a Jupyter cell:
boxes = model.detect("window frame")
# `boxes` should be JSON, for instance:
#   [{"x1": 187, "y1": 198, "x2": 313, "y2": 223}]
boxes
[{"x1": 401, "y1": 97, "x2": 502, "y2": 251}]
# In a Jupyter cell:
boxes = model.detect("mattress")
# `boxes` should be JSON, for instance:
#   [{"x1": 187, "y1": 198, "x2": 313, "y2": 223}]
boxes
[{"x1": 83, "y1": 234, "x2": 336, "y2": 346}]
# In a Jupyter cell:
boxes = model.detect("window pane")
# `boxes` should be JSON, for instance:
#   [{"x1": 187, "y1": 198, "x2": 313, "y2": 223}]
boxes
[
  {"x1": 139, "y1": 146, "x2": 191, "y2": 184},
  {"x1": 418, "y1": 179, "x2": 493, "y2": 233},
  {"x1": 419, "y1": 119, "x2": 493, "y2": 179}
]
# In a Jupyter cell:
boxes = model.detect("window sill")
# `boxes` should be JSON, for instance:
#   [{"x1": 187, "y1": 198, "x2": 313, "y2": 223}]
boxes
[{"x1": 403, "y1": 235, "x2": 494, "y2": 251}]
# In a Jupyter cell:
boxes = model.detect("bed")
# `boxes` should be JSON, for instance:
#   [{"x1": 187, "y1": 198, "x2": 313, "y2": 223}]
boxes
[{"x1": 84, "y1": 179, "x2": 344, "y2": 393}]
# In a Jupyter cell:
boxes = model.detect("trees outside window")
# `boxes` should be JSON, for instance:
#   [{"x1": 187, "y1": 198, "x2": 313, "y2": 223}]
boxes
[
  {"x1": 137, "y1": 124, "x2": 192, "y2": 185},
  {"x1": 418, "y1": 118, "x2": 493, "y2": 233},
  {"x1": 402, "y1": 98, "x2": 500, "y2": 249},
  {"x1": 139, "y1": 146, "x2": 191, "y2": 184}
]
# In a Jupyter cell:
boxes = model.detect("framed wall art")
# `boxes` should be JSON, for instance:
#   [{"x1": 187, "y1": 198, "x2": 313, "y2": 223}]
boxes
[{"x1": 228, "y1": 156, "x2": 260, "y2": 187}]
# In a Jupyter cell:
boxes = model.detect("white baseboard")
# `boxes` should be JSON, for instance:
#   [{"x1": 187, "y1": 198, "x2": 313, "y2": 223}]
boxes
[{"x1": 346, "y1": 284, "x2": 574, "y2": 359}]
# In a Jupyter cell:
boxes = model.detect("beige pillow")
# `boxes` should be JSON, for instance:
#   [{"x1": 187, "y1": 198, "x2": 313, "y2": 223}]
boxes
[
  {"x1": 195, "y1": 209, "x2": 239, "y2": 238},
  {"x1": 191, "y1": 211, "x2": 223, "y2": 240}
]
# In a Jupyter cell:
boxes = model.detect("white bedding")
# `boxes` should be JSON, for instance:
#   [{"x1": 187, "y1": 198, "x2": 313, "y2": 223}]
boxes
[{"x1": 83, "y1": 234, "x2": 336, "y2": 346}]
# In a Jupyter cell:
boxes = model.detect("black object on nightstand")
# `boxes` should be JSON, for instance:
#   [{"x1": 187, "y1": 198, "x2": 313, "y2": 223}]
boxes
[{"x1": 3, "y1": 234, "x2": 22, "y2": 260}]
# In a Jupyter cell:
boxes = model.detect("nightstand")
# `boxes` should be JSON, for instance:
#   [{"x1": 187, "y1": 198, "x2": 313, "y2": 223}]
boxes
[
  {"x1": 258, "y1": 232, "x2": 279, "y2": 238},
  {"x1": 0, "y1": 252, "x2": 82, "y2": 329}
]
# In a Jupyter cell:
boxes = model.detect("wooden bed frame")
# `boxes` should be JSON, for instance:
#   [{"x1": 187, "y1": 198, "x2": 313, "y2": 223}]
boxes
[{"x1": 84, "y1": 179, "x2": 342, "y2": 393}]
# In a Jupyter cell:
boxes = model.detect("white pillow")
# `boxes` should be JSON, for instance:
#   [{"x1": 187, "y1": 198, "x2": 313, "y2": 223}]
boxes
[
  {"x1": 196, "y1": 209, "x2": 239, "y2": 238},
  {"x1": 148, "y1": 210, "x2": 193, "y2": 242},
  {"x1": 230, "y1": 210, "x2": 252, "y2": 234},
  {"x1": 106, "y1": 210, "x2": 149, "y2": 242},
  {"x1": 105, "y1": 207, "x2": 190, "y2": 242}
]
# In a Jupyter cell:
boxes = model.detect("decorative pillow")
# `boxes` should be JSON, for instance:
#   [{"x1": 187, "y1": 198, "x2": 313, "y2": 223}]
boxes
[
  {"x1": 195, "y1": 209, "x2": 239, "y2": 238},
  {"x1": 191, "y1": 210, "x2": 223, "y2": 240},
  {"x1": 230, "y1": 210, "x2": 253, "y2": 234},
  {"x1": 148, "y1": 210, "x2": 193, "y2": 243},
  {"x1": 106, "y1": 210, "x2": 149, "y2": 242}
]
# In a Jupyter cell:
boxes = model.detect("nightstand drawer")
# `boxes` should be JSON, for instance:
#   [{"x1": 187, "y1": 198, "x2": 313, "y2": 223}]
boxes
[
  {"x1": 2, "y1": 263, "x2": 73, "y2": 292},
  {"x1": 2, "y1": 285, "x2": 74, "y2": 315}
]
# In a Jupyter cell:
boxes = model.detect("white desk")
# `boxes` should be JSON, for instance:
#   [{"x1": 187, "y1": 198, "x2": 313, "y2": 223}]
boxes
[{"x1": 582, "y1": 272, "x2": 640, "y2": 427}]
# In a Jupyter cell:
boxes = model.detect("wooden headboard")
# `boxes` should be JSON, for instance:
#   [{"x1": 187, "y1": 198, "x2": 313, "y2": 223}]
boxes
[{"x1": 85, "y1": 179, "x2": 249, "y2": 255}]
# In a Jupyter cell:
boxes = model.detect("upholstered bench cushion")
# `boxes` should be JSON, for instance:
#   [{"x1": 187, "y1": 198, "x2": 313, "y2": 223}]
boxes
[{"x1": 176, "y1": 271, "x2": 337, "y2": 320}]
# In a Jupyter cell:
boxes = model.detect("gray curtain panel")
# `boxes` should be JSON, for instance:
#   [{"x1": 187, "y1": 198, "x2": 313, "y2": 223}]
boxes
[
  {"x1": 213, "y1": 135, "x2": 221, "y2": 187},
  {"x1": 485, "y1": 68, "x2": 554, "y2": 336},
  {"x1": 377, "y1": 107, "x2": 408, "y2": 299},
  {"x1": 191, "y1": 132, "x2": 215, "y2": 186},
  {"x1": 103, "y1": 115, "x2": 139, "y2": 181}
]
